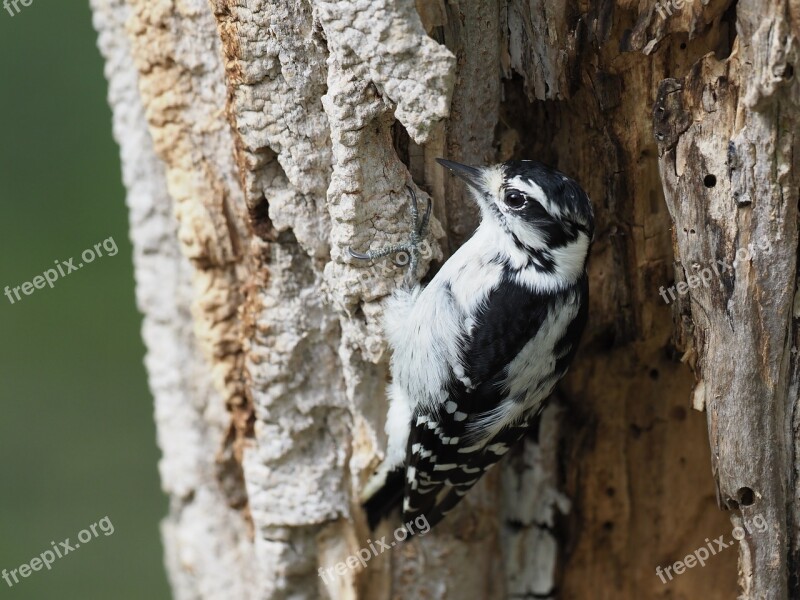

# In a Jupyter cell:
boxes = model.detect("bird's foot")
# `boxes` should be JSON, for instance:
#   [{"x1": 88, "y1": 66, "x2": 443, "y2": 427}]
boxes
[{"x1": 348, "y1": 186, "x2": 432, "y2": 286}]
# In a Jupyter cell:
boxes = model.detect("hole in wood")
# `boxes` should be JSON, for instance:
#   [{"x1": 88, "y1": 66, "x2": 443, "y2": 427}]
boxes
[
  {"x1": 737, "y1": 487, "x2": 755, "y2": 506},
  {"x1": 671, "y1": 406, "x2": 687, "y2": 421},
  {"x1": 704, "y1": 174, "x2": 717, "y2": 187}
]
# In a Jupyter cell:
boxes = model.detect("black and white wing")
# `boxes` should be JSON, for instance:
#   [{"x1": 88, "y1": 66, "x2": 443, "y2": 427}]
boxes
[{"x1": 401, "y1": 274, "x2": 588, "y2": 527}]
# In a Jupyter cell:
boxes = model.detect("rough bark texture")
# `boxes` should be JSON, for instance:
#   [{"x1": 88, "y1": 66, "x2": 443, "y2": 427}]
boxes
[
  {"x1": 653, "y1": 4, "x2": 800, "y2": 596},
  {"x1": 91, "y1": 0, "x2": 799, "y2": 598}
]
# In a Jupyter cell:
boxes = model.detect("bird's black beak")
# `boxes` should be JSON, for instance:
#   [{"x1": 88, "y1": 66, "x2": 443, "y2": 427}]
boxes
[{"x1": 436, "y1": 158, "x2": 483, "y2": 191}]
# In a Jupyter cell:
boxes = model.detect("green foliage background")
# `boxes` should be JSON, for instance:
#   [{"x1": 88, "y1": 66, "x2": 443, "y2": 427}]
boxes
[{"x1": 0, "y1": 2, "x2": 170, "y2": 598}]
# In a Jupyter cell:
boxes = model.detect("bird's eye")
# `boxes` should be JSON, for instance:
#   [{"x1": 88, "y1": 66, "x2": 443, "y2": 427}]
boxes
[{"x1": 504, "y1": 192, "x2": 526, "y2": 209}]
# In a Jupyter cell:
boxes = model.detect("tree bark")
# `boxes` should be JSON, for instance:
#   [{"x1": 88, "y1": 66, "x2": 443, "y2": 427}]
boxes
[{"x1": 90, "y1": 0, "x2": 799, "y2": 598}]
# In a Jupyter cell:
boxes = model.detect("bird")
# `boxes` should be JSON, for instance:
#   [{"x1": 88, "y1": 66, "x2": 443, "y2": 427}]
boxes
[{"x1": 350, "y1": 158, "x2": 594, "y2": 533}]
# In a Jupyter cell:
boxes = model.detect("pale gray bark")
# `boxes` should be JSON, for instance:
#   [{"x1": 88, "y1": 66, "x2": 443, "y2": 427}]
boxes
[{"x1": 91, "y1": 2, "x2": 258, "y2": 597}]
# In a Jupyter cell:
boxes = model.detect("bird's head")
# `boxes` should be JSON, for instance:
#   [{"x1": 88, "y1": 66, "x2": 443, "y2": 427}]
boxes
[{"x1": 437, "y1": 158, "x2": 594, "y2": 259}]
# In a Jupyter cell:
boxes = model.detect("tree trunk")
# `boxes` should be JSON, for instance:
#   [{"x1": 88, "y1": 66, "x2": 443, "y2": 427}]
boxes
[{"x1": 90, "y1": 0, "x2": 799, "y2": 598}]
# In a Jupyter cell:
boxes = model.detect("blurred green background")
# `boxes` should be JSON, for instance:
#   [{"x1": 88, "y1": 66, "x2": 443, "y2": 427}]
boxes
[{"x1": 0, "y1": 2, "x2": 170, "y2": 598}]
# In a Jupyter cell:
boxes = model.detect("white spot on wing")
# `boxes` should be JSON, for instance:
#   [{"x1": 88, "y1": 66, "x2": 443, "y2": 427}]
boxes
[
  {"x1": 486, "y1": 443, "x2": 509, "y2": 455},
  {"x1": 433, "y1": 463, "x2": 457, "y2": 471}
]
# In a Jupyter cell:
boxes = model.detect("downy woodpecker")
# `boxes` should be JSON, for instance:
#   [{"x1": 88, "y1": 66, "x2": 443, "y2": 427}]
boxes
[{"x1": 351, "y1": 158, "x2": 594, "y2": 532}]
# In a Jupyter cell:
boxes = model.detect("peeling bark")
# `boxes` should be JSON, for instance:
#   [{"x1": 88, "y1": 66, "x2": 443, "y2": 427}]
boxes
[
  {"x1": 654, "y1": 5, "x2": 800, "y2": 596},
  {"x1": 91, "y1": 0, "x2": 800, "y2": 598}
]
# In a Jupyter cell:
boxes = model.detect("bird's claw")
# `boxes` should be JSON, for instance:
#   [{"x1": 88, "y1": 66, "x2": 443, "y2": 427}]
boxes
[
  {"x1": 347, "y1": 186, "x2": 432, "y2": 285},
  {"x1": 348, "y1": 248, "x2": 374, "y2": 261}
]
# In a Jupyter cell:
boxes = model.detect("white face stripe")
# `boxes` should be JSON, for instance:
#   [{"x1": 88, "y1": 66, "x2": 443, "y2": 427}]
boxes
[
  {"x1": 506, "y1": 175, "x2": 555, "y2": 215},
  {"x1": 505, "y1": 214, "x2": 549, "y2": 251},
  {"x1": 482, "y1": 165, "x2": 504, "y2": 199},
  {"x1": 476, "y1": 170, "x2": 572, "y2": 254},
  {"x1": 469, "y1": 165, "x2": 505, "y2": 226}
]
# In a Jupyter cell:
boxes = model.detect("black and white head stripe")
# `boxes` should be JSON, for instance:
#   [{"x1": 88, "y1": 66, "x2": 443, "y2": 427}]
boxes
[
  {"x1": 437, "y1": 158, "x2": 594, "y2": 256},
  {"x1": 501, "y1": 160, "x2": 594, "y2": 236}
]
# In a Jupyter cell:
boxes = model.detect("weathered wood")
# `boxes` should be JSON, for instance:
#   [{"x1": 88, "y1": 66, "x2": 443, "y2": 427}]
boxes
[
  {"x1": 653, "y1": 3, "x2": 800, "y2": 595},
  {"x1": 90, "y1": 0, "x2": 799, "y2": 598}
]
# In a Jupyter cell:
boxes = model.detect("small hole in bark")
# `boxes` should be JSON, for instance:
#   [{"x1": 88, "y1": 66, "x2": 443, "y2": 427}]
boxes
[
  {"x1": 680, "y1": 42, "x2": 687, "y2": 49},
  {"x1": 248, "y1": 195, "x2": 277, "y2": 242},
  {"x1": 603, "y1": 521, "x2": 614, "y2": 532},
  {"x1": 737, "y1": 487, "x2": 755, "y2": 506},
  {"x1": 671, "y1": 406, "x2": 687, "y2": 421},
  {"x1": 595, "y1": 325, "x2": 616, "y2": 350},
  {"x1": 704, "y1": 174, "x2": 717, "y2": 187},
  {"x1": 649, "y1": 368, "x2": 660, "y2": 380},
  {"x1": 353, "y1": 305, "x2": 366, "y2": 323},
  {"x1": 782, "y1": 64, "x2": 794, "y2": 79},
  {"x1": 391, "y1": 120, "x2": 411, "y2": 168},
  {"x1": 690, "y1": 228, "x2": 696, "y2": 234},
  {"x1": 606, "y1": 487, "x2": 616, "y2": 497}
]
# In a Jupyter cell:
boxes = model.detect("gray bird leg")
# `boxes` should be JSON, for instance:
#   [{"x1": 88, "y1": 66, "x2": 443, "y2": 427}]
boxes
[{"x1": 348, "y1": 186, "x2": 432, "y2": 285}]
